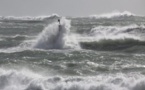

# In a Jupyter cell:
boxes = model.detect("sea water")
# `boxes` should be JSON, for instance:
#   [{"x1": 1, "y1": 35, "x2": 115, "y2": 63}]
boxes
[{"x1": 0, "y1": 11, "x2": 145, "y2": 90}]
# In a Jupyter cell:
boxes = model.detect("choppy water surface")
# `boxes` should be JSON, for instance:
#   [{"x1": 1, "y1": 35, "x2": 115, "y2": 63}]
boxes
[{"x1": 0, "y1": 11, "x2": 145, "y2": 90}]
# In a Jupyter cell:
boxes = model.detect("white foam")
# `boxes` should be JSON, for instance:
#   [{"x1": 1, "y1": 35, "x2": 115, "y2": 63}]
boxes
[{"x1": 0, "y1": 69, "x2": 145, "y2": 90}]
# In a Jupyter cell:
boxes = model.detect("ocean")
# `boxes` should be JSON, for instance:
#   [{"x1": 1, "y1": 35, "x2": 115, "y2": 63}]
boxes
[{"x1": 0, "y1": 11, "x2": 145, "y2": 90}]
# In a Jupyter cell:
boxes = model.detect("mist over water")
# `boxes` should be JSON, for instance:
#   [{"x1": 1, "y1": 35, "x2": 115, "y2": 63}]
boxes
[{"x1": 0, "y1": 11, "x2": 145, "y2": 90}]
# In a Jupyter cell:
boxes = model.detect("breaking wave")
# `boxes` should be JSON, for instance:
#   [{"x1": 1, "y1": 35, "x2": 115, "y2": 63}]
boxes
[
  {"x1": 79, "y1": 24, "x2": 145, "y2": 52},
  {"x1": 89, "y1": 24, "x2": 145, "y2": 41}
]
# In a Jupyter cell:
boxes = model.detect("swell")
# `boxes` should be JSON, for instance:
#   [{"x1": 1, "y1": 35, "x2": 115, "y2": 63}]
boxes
[{"x1": 1, "y1": 49, "x2": 145, "y2": 76}]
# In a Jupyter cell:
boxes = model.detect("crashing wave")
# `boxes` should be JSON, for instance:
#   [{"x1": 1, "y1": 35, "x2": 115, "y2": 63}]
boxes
[{"x1": 32, "y1": 17, "x2": 80, "y2": 49}]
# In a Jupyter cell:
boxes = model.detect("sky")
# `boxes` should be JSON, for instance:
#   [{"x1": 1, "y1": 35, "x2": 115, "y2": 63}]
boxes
[{"x1": 0, "y1": 0, "x2": 145, "y2": 16}]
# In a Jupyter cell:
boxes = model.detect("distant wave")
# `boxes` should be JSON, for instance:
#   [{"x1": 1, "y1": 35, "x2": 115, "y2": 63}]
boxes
[
  {"x1": 90, "y1": 11, "x2": 136, "y2": 19},
  {"x1": 0, "y1": 14, "x2": 59, "y2": 21}
]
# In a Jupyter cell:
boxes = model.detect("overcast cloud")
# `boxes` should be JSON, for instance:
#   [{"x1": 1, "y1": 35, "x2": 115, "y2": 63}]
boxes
[{"x1": 0, "y1": 0, "x2": 144, "y2": 16}]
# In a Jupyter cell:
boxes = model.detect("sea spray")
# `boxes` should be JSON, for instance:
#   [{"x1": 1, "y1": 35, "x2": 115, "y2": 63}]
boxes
[{"x1": 32, "y1": 18, "x2": 80, "y2": 49}]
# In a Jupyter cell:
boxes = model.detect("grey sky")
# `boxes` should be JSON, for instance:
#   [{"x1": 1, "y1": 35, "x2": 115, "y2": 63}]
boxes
[{"x1": 0, "y1": 0, "x2": 145, "y2": 16}]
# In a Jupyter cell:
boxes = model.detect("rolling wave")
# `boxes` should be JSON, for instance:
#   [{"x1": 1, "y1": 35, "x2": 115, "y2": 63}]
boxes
[{"x1": 80, "y1": 39, "x2": 145, "y2": 52}]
